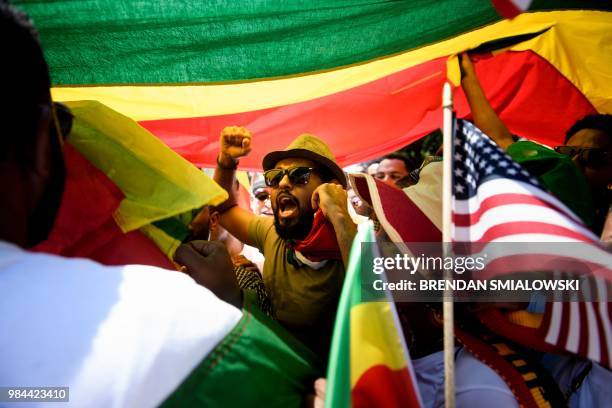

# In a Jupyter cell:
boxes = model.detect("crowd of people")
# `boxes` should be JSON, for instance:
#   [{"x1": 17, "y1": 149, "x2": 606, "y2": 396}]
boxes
[{"x1": 1, "y1": 2, "x2": 611, "y2": 407}]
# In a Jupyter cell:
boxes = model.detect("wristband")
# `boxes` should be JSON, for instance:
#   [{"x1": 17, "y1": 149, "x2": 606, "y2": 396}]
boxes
[
  {"x1": 213, "y1": 202, "x2": 238, "y2": 215},
  {"x1": 217, "y1": 155, "x2": 239, "y2": 170}
]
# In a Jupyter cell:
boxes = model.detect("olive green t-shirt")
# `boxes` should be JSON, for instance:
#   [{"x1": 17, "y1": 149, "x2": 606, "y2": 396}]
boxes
[{"x1": 248, "y1": 216, "x2": 344, "y2": 358}]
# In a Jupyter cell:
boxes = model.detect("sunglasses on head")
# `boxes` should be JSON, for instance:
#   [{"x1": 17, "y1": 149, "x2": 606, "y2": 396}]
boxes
[
  {"x1": 554, "y1": 146, "x2": 611, "y2": 169},
  {"x1": 263, "y1": 167, "x2": 315, "y2": 187}
]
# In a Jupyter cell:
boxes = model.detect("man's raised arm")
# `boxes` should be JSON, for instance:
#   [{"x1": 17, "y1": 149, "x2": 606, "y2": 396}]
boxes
[
  {"x1": 213, "y1": 126, "x2": 257, "y2": 246},
  {"x1": 460, "y1": 53, "x2": 514, "y2": 150}
]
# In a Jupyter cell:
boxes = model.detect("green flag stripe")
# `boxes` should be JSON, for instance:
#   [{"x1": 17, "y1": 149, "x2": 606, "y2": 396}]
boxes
[
  {"x1": 161, "y1": 291, "x2": 321, "y2": 407},
  {"x1": 16, "y1": 0, "x2": 607, "y2": 86},
  {"x1": 325, "y1": 223, "x2": 376, "y2": 408}
]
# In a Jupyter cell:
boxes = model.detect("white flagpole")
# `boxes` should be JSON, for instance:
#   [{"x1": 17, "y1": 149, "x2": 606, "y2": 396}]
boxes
[{"x1": 442, "y1": 81, "x2": 455, "y2": 408}]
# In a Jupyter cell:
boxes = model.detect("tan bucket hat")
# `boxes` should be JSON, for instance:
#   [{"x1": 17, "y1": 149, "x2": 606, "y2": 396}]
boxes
[{"x1": 262, "y1": 134, "x2": 347, "y2": 187}]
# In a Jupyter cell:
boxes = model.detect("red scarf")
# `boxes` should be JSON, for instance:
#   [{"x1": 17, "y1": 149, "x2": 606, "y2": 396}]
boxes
[{"x1": 290, "y1": 210, "x2": 342, "y2": 262}]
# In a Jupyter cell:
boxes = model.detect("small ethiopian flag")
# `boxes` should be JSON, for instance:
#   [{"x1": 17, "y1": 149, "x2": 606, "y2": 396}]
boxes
[{"x1": 325, "y1": 223, "x2": 422, "y2": 408}]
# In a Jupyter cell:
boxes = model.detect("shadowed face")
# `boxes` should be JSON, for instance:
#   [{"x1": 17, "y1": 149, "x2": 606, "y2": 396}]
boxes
[
  {"x1": 269, "y1": 158, "x2": 324, "y2": 240},
  {"x1": 252, "y1": 186, "x2": 273, "y2": 216},
  {"x1": 566, "y1": 128, "x2": 612, "y2": 189},
  {"x1": 1, "y1": 103, "x2": 66, "y2": 248}
]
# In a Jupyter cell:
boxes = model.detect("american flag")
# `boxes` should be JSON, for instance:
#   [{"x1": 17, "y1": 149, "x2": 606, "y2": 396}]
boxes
[{"x1": 452, "y1": 119, "x2": 612, "y2": 368}]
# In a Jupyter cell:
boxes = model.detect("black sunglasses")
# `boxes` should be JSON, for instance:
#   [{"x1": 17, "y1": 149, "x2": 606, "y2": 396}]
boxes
[
  {"x1": 554, "y1": 146, "x2": 611, "y2": 169},
  {"x1": 254, "y1": 191, "x2": 270, "y2": 201},
  {"x1": 263, "y1": 167, "x2": 315, "y2": 187}
]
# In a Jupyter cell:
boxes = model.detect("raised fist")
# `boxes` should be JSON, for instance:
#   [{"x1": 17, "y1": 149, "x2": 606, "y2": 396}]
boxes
[{"x1": 219, "y1": 126, "x2": 252, "y2": 166}]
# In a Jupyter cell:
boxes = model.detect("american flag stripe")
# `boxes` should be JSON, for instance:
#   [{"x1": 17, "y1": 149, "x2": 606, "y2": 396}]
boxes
[
  {"x1": 453, "y1": 119, "x2": 612, "y2": 368},
  {"x1": 452, "y1": 193, "x2": 579, "y2": 226},
  {"x1": 453, "y1": 179, "x2": 587, "y2": 226},
  {"x1": 480, "y1": 255, "x2": 610, "y2": 282},
  {"x1": 475, "y1": 223, "x2": 594, "y2": 243},
  {"x1": 543, "y1": 280, "x2": 612, "y2": 368},
  {"x1": 544, "y1": 302, "x2": 563, "y2": 348},
  {"x1": 585, "y1": 301, "x2": 601, "y2": 362},
  {"x1": 567, "y1": 301, "x2": 581, "y2": 353},
  {"x1": 596, "y1": 278, "x2": 612, "y2": 365},
  {"x1": 454, "y1": 215, "x2": 595, "y2": 242},
  {"x1": 486, "y1": 234, "x2": 590, "y2": 243}
]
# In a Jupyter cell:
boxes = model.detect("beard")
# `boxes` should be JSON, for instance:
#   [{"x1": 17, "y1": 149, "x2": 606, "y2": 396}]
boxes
[
  {"x1": 274, "y1": 205, "x2": 315, "y2": 241},
  {"x1": 26, "y1": 143, "x2": 66, "y2": 248}
]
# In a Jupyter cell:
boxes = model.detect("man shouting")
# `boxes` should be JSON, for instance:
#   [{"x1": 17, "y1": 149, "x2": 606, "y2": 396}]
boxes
[{"x1": 214, "y1": 126, "x2": 356, "y2": 357}]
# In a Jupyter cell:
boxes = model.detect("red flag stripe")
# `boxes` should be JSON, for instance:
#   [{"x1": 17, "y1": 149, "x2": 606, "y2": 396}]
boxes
[
  {"x1": 452, "y1": 193, "x2": 585, "y2": 228},
  {"x1": 577, "y1": 301, "x2": 589, "y2": 357},
  {"x1": 455, "y1": 221, "x2": 595, "y2": 243},
  {"x1": 141, "y1": 51, "x2": 595, "y2": 170},
  {"x1": 453, "y1": 179, "x2": 586, "y2": 227},
  {"x1": 478, "y1": 254, "x2": 612, "y2": 282},
  {"x1": 352, "y1": 365, "x2": 421, "y2": 408}
]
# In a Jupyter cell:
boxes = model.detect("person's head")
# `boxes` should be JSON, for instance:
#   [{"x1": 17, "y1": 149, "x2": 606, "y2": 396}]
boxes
[
  {"x1": 188, "y1": 206, "x2": 244, "y2": 256},
  {"x1": 366, "y1": 162, "x2": 379, "y2": 177},
  {"x1": 557, "y1": 114, "x2": 612, "y2": 190},
  {"x1": 250, "y1": 176, "x2": 273, "y2": 216},
  {"x1": 262, "y1": 134, "x2": 346, "y2": 240},
  {"x1": 0, "y1": 3, "x2": 65, "y2": 248},
  {"x1": 375, "y1": 153, "x2": 414, "y2": 188}
]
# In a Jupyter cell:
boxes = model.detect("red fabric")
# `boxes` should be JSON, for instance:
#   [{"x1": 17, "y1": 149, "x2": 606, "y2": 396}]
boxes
[
  {"x1": 34, "y1": 143, "x2": 174, "y2": 269},
  {"x1": 351, "y1": 175, "x2": 441, "y2": 243},
  {"x1": 490, "y1": 0, "x2": 524, "y2": 19},
  {"x1": 141, "y1": 57, "x2": 447, "y2": 170},
  {"x1": 88, "y1": 224, "x2": 176, "y2": 269},
  {"x1": 352, "y1": 365, "x2": 421, "y2": 408},
  {"x1": 141, "y1": 50, "x2": 595, "y2": 170},
  {"x1": 291, "y1": 210, "x2": 342, "y2": 262},
  {"x1": 454, "y1": 51, "x2": 596, "y2": 148},
  {"x1": 34, "y1": 143, "x2": 124, "y2": 255}
]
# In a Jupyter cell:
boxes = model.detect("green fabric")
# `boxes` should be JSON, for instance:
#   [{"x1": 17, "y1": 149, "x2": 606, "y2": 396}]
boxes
[
  {"x1": 15, "y1": 1, "x2": 609, "y2": 85},
  {"x1": 324, "y1": 223, "x2": 377, "y2": 408},
  {"x1": 507, "y1": 140, "x2": 595, "y2": 227},
  {"x1": 248, "y1": 216, "x2": 344, "y2": 359},
  {"x1": 160, "y1": 297, "x2": 321, "y2": 408},
  {"x1": 152, "y1": 209, "x2": 196, "y2": 242}
]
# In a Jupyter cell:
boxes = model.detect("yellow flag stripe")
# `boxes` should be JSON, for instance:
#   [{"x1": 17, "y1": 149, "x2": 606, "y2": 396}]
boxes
[{"x1": 350, "y1": 302, "x2": 407, "y2": 387}]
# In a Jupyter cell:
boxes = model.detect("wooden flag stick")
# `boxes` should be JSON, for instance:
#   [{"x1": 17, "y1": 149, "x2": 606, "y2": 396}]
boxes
[{"x1": 442, "y1": 81, "x2": 455, "y2": 408}]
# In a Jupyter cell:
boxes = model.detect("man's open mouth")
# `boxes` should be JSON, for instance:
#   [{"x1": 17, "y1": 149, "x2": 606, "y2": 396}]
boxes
[{"x1": 277, "y1": 194, "x2": 299, "y2": 219}]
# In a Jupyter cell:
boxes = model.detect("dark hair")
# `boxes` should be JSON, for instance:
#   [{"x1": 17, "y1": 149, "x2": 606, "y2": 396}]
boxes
[
  {"x1": 381, "y1": 153, "x2": 416, "y2": 173},
  {"x1": 1, "y1": 2, "x2": 51, "y2": 160},
  {"x1": 565, "y1": 114, "x2": 612, "y2": 143},
  {"x1": 315, "y1": 166, "x2": 336, "y2": 184}
]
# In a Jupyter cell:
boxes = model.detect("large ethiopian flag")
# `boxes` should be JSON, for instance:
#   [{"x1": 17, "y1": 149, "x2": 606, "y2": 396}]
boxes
[{"x1": 16, "y1": 1, "x2": 612, "y2": 170}]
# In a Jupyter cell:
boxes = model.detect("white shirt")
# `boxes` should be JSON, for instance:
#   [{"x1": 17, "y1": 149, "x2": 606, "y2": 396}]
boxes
[{"x1": 0, "y1": 241, "x2": 241, "y2": 408}]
